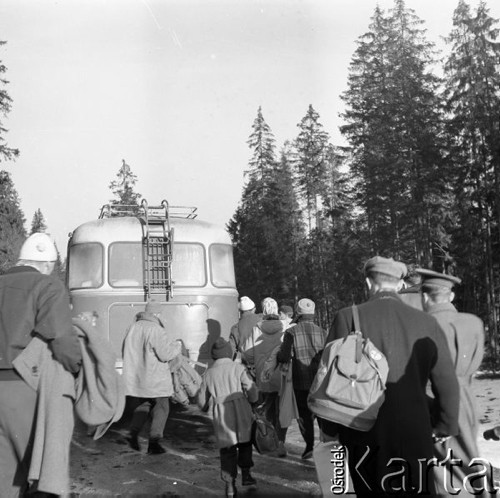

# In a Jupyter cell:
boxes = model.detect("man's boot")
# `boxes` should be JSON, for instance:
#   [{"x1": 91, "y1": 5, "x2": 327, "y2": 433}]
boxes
[
  {"x1": 241, "y1": 468, "x2": 256, "y2": 486},
  {"x1": 147, "y1": 438, "x2": 166, "y2": 454},
  {"x1": 225, "y1": 480, "x2": 237, "y2": 497},
  {"x1": 128, "y1": 431, "x2": 140, "y2": 451}
]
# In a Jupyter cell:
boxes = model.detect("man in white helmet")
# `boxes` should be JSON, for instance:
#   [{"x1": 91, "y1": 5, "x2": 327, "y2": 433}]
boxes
[{"x1": 0, "y1": 232, "x2": 82, "y2": 496}]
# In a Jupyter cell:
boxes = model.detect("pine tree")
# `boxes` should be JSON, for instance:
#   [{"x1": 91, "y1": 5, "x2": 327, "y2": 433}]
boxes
[
  {"x1": 0, "y1": 41, "x2": 18, "y2": 163},
  {"x1": 109, "y1": 159, "x2": 141, "y2": 208},
  {"x1": 30, "y1": 208, "x2": 48, "y2": 234},
  {"x1": 0, "y1": 171, "x2": 26, "y2": 273}
]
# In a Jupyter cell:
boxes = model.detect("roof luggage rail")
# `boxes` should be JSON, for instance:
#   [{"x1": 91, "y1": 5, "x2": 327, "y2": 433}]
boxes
[
  {"x1": 99, "y1": 201, "x2": 197, "y2": 220},
  {"x1": 97, "y1": 199, "x2": 197, "y2": 301}
]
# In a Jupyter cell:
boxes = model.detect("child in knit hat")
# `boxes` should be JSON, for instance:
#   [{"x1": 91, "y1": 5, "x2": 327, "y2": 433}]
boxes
[{"x1": 198, "y1": 337, "x2": 258, "y2": 497}]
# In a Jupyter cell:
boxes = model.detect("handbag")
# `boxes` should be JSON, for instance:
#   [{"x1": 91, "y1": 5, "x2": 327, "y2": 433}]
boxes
[{"x1": 251, "y1": 409, "x2": 280, "y2": 454}]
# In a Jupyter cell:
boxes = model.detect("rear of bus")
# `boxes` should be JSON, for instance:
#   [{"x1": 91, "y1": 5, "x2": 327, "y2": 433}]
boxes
[{"x1": 67, "y1": 214, "x2": 238, "y2": 369}]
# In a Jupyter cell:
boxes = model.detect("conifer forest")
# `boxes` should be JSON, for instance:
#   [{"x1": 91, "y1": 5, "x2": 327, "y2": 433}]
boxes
[
  {"x1": 1, "y1": 1, "x2": 500, "y2": 364},
  {"x1": 227, "y1": 0, "x2": 500, "y2": 365}
]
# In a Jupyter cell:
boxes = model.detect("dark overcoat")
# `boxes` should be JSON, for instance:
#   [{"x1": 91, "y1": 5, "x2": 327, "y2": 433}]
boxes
[{"x1": 324, "y1": 291, "x2": 460, "y2": 496}]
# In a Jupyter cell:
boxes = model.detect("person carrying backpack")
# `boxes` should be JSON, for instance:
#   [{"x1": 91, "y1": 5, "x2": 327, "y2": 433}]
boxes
[{"x1": 319, "y1": 256, "x2": 460, "y2": 496}]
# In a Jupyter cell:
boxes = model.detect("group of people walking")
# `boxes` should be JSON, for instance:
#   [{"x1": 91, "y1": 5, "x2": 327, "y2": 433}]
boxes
[
  {"x1": 0, "y1": 232, "x2": 497, "y2": 498},
  {"x1": 204, "y1": 295, "x2": 328, "y2": 496},
  {"x1": 199, "y1": 255, "x2": 494, "y2": 497}
]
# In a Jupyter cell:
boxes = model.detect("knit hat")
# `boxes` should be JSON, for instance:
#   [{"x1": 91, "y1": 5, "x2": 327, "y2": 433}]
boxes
[
  {"x1": 145, "y1": 300, "x2": 163, "y2": 314},
  {"x1": 211, "y1": 338, "x2": 233, "y2": 360},
  {"x1": 296, "y1": 298, "x2": 315, "y2": 315},
  {"x1": 261, "y1": 297, "x2": 278, "y2": 316},
  {"x1": 364, "y1": 256, "x2": 407, "y2": 279},
  {"x1": 279, "y1": 305, "x2": 293, "y2": 317},
  {"x1": 239, "y1": 296, "x2": 255, "y2": 312}
]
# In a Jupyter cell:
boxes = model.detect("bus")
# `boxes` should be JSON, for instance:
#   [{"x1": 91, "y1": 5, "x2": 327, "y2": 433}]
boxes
[{"x1": 66, "y1": 199, "x2": 238, "y2": 370}]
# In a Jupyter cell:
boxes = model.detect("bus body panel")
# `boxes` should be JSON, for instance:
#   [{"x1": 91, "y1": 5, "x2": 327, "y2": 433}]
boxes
[{"x1": 67, "y1": 213, "x2": 238, "y2": 366}]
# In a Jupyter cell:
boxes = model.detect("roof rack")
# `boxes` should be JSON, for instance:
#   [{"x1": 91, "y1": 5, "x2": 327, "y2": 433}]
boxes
[{"x1": 99, "y1": 200, "x2": 198, "y2": 220}]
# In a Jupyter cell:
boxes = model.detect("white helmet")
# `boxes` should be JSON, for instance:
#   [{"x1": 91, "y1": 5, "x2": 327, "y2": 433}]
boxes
[{"x1": 19, "y1": 233, "x2": 58, "y2": 262}]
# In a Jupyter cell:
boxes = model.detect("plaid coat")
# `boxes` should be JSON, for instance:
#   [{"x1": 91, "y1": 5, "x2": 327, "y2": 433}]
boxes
[{"x1": 276, "y1": 315, "x2": 327, "y2": 391}]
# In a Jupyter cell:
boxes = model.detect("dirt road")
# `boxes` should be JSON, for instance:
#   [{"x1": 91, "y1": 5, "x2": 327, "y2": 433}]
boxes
[
  {"x1": 70, "y1": 376, "x2": 500, "y2": 497},
  {"x1": 70, "y1": 402, "x2": 320, "y2": 497}
]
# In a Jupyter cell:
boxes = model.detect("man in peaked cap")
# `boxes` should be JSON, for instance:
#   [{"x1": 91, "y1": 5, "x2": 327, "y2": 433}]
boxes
[
  {"x1": 229, "y1": 296, "x2": 261, "y2": 360},
  {"x1": 418, "y1": 268, "x2": 486, "y2": 496},
  {"x1": 277, "y1": 298, "x2": 327, "y2": 459},
  {"x1": 0, "y1": 233, "x2": 82, "y2": 495},
  {"x1": 321, "y1": 256, "x2": 459, "y2": 495}
]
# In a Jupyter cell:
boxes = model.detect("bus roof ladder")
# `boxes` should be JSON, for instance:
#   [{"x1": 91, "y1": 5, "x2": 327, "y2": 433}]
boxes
[{"x1": 141, "y1": 199, "x2": 174, "y2": 301}]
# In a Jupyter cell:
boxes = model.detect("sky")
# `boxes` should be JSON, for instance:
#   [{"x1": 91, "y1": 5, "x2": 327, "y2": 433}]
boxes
[{"x1": 1, "y1": 0, "x2": 499, "y2": 254}]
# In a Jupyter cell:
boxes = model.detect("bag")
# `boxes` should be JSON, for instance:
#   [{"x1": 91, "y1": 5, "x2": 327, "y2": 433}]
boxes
[
  {"x1": 251, "y1": 410, "x2": 280, "y2": 454},
  {"x1": 170, "y1": 354, "x2": 203, "y2": 405},
  {"x1": 307, "y1": 305, "x2": 389, "y2": 431},
  {"x1": 278, "y1": 362, "x2": 300, "y2": 429}
]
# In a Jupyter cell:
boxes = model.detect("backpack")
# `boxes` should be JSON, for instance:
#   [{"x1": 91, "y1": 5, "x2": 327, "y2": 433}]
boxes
[{"x1": 307, "y1": 305, "x2": 389, "y2": 432}]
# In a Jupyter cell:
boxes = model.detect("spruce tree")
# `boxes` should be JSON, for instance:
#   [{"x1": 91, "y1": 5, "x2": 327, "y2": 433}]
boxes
[
  {"x1": 30, "y1": 208, "x2": 48, "y2": 234},
  {"x1": 0, "y1": 41, "x2": 18, "y2": 163},
  {"x1": 228, "y1": 110, "x2": 304, "y2": 304},
  {"x1": 293, "y1": 105, "x2": 331, "y2": 232},
  {"x1": 443, "y1": 0, "x2": 500, "y2": 356},
  {"x1": 109, "y1": 159, "x2": 141, "y2": 208},
  {"x1": 341, "y1": 0, "x2": 448, "y2": 265},
  {"x1": 0, "y1": 171, "x2": 26, "y2": 273}
]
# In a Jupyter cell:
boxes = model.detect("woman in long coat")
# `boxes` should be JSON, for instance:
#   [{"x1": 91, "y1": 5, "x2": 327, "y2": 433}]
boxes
[{"x1": 198, "y1": 338, "x2": 258, "y2": 497}]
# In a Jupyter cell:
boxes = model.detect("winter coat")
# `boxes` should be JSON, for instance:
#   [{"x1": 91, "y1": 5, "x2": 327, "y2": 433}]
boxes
[
  {"x1": 323, "y1": 291, "x2": 460, "y2": 495},
  {"x1": 73, "y1": 318, "x2": 125, "y2": 438},
  {"x1": 276, "y1": 315, "x2": 327, "y2": 390},
  {"x1": 0, "y1": 265, "x2": 81, "y2": 377},
  {"x1": 198, "y1": 358, "x2": 258, "y2": 448},
  {"x1": 12, "y1": 336, "x2": 75, "y2": 495},
  {"x1": 229, "y1": 312, "x2": 262, "y2": 356},
  {"x1": 427, "y1": 302, "x2": 486, "y2": 497},
  {"x1": 241, "y1": 315, "x2": 284, "y2": 392},
  {"x1": 122, "y1": 312, "x2": 181, "y2": 398}
]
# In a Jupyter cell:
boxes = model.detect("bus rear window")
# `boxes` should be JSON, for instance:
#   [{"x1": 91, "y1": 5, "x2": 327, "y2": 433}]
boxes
[
  {"x1": 109, "y1": 242, "x2": 143, "y2": 287},
  {"x1": 172, "y1": 243, "x2": 206, "y2": 287},
  {"x1": 210, "y1": 244, "x2": 236, "y2": 288},
  {"x1": 68, "y1": 243, "x2": 103, "y2": 289}
]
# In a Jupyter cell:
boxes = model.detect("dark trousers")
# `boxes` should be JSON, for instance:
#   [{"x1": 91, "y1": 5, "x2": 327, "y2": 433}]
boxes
[
  {"x1": 129, "y1": 396, "x2": 170, "y2": 440},
  {"x1": 219, "y1": 441, "x2": 253, "y2": 483},
  {"x1": 259, "y1": 392, "x2": 287, "y2": 442},
  {"x1": 0, "y1": 379, "x2": 38, "y2": 497},
  {"x1": 295, "y1": 389, "x2": 315, "y2": 449}
]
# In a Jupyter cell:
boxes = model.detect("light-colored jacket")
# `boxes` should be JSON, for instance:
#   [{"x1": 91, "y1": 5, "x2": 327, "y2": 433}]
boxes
[
  {"x1": 13, "y1": 337, "x2": 75, "y2": 495},
  {"x1": 122, "y1": 312, "x2": 181, "y2": 398},
  {"x1": 73, "y1": 317, "x2": 126, "y2": 439},
  {"x1": 198, "y1": 358, "x2": 258, "y2": 448}
]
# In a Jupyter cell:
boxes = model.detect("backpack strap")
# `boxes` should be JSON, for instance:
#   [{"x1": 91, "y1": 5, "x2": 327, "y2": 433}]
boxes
[
  {"x1": 351, "y1": 304, "x2": 361, "y2": 333},
  {"x1": 351, "y1": 305, "x2": 363, "y2": 363}
]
